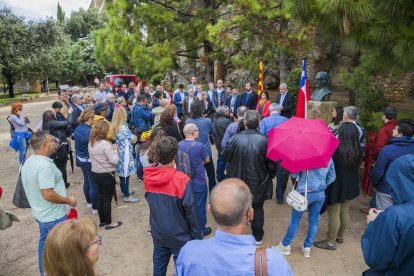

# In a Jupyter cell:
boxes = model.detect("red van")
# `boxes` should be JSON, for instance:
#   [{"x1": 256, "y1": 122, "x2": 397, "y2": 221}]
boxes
[{"x1": 104, "y1": 74, "x2": 139, "y2": 89}]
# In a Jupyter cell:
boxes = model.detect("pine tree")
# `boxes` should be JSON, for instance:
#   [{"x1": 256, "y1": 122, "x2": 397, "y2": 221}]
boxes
[{"x1": 57, "y1": 2, "x2": 65, "y2": 23}]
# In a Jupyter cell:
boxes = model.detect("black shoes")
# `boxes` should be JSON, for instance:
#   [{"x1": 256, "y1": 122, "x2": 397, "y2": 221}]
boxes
[{"x1": 313, "y1": 240, "x2": 336, "y2": 250}]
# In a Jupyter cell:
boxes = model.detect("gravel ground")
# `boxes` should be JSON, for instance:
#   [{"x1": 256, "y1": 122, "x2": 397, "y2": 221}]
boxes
[{"x1": 0, "y1": 97, "x2": 369, "y2": 275}]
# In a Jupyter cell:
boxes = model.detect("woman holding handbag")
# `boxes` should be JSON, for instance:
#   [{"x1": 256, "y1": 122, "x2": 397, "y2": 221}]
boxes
[
  {"x1": 88, "y1": 120, "x2": 122, "y2": 230},
  {"x1": 74, "y1": 108, "x2": 98, "y2": 215},
  {"x1": 314, "y1": 123, "x2": 362, "y2": 250},
  {"x1": 111, "y1": 107, "x2": 140, "y2": 203},
  {"x1": 8, "y1": 102, "x2": 31, "y2": 164},
  {"x1": 272, "y1": 161, "x2": 336, "y2": 258}
]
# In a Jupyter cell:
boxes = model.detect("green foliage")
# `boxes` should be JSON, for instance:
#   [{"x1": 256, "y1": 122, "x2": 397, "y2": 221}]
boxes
[
  {"x1": 94, "y1": 0, "x2": 307, "y2": 82},
  {"x1": 286, "y1": 67, "x2": 302, "y2": 115},
  {"x1": 287, "y1": 68, "x2": 302, "y2": 97},
  {"x1": 0, "y1": 8, "x2": 57, "y2": 97},
  {"x1": 150, "y1": 73, "x2": 164, "y2": 86},
  {"x1": 339, "y1": 69, "x2": 387, "y2": 131},
  {"x1": 64, "y1": 8, "x2": 104, "y2": 41},
  {"x1": 57, "y1": 2, "x2": 65, "y2": 23}
]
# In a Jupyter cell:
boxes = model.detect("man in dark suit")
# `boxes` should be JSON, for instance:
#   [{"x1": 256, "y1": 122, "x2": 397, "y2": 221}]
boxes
[
  {"x1": 240, "y1": 82, "x2": 258, "y2": 111},
  {"x1": 224, "y1": 87, "x2": 242, "y2": 119},
  {"x1": 275, "y1": 83, "x2": 295, "y2": 118}
]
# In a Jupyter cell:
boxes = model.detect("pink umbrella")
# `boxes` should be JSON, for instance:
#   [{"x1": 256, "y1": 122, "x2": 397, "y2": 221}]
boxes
[{"x1": 266, "y1": 117, "x2": 339, "y2": 174}]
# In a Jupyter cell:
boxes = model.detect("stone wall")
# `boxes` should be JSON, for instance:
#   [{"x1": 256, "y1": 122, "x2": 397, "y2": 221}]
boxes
[{"x1": 371, "y1": 73, "x2": 414, "y2": 102}]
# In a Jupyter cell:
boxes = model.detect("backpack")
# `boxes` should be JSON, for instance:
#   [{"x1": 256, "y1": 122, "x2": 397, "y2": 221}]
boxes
[{"x1": 176, "y1": 141, "x2": 197, "y2": 177}]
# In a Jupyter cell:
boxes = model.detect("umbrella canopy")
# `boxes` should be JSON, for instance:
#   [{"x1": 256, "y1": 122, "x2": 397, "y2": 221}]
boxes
[{"x1": 267, "y1": 117, "x2": 339, "y2": 174}]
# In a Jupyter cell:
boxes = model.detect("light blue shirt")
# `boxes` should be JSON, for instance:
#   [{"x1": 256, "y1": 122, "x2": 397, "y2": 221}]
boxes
[
  {"x1": 186, "y1": 117, "x2": 215, "y2": 156},
  {"x1": 280, "y1": 92, "x2": 286, "y2": 106},
  {"x1": 291, "y1": 159, "x2": 336, "y2": 193},
  {"x1": 21, "y1": 155, "x2": 67, "y2": 223},
  {"x1": 259, "y1": 113, "x2": 288, "y2": 136},
  {"x1": 175, "y1": 229, "x2": 293, "y2": 276},
  {"x1": 221, "y1": 121, "x2": 239, "y2": 149}
]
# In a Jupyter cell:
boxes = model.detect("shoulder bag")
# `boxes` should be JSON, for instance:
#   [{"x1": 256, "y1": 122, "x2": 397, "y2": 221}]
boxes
[
  {"x1": 286, "y1": 170, "x2": 308, "y2": 212},
  {"x1": 254, "y1": 247, "x2": 267, "y2": 276},
  {"x1": 12, "y1": 161, "x2": 31, "y2": 209}
]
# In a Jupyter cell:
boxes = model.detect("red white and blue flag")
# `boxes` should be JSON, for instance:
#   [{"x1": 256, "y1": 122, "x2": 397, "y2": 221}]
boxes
[{"x1": 296, "y1": 58, "x2": 310, "y2": 118}]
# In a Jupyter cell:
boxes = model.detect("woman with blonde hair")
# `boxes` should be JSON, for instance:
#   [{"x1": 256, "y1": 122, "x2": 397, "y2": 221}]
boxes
[
  {"x1": 112, "y1": 107, "x2": 139, "y2": 203},
  {"x1": 89, "y1": 120, "x2": 122, "y2": 229},
  {"x1": 74, "y1": 108, "x2": 98, "y2": 215},
  {"x1": 43, "y1": 216, "x2": 100, "y2": 276}
]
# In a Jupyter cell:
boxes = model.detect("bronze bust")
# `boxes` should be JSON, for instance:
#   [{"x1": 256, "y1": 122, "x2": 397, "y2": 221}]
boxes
[{"x1": 311, "y1": 72, "x2": 331, "y2": 101}]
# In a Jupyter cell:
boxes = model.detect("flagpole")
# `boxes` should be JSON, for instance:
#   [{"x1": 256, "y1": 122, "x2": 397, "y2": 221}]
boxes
[{"x1": 303, "y1": 58, "x2": 307, "y2": 119}]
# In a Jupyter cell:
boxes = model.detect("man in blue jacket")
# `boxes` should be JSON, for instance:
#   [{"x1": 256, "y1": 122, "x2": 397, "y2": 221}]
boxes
[
  {"x1": 132, "y1": 94, "x2": 152, "y2": 179},
  {"x1": 362, "y1": 154, "x2": 414, "y2": 275},
  {"x1": 371, "y1": 120, "x2": 414, "y2": 210},
  {"x1": 144, "y1": 136, "x2": 202, "y2": 276},
  {"x1": 173, "y1": 84, "x2": 188, "y2": 118}
]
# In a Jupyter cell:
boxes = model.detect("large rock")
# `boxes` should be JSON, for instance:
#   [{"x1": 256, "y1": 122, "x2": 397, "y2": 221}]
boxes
[
  {"x1": 225, "y1": 69, "x2": 254, "y2": 88},
  {"x1": 307, "y1": 100, "x2": 337, "y2": 125}
]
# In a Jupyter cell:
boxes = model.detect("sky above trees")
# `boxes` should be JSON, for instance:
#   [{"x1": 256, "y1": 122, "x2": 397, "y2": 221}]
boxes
[{"x1": 0, "y1": 0, "x2": 89, "y2": 20}]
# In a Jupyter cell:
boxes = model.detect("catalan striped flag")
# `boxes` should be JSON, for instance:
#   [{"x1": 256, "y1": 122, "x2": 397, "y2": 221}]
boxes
[
  {"x1": 296, "y1": 58, "x2": 310, "y2": 118},
  {"x1": 258, "y1": 59, "x2": 263, "y2": 96}
]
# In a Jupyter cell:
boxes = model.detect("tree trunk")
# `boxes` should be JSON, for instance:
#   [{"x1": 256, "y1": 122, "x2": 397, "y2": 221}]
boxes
[
  {"x1": 203, "y1": 40, "x2": 214, "y2": 84},
  {"x1": 349, "y1": 50, "x2": 361, "y2": 105},
  {"x1": 279, "y1": 19, "x2": 290, "y2": 84},
  {"x1": 7, "y1": 77, "x2": 15, "y2": 98}
]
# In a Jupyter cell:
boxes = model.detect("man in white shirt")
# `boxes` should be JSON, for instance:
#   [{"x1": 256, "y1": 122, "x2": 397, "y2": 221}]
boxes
[{"x1": 94, "y1": 83, "x2": 107, "y2": 103}]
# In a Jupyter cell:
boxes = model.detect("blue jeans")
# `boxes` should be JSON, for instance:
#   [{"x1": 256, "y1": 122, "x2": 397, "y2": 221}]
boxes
[
  {"x1": 37, "y1": 216, "x2": 66, "y2": 275},
  {"x1": 16, "y1": 136, "x2": 27, "y2": 164},
  {"x1": 153, "y1": 243, "x2": 181, "y2": 276},
  {"x1": 78, "y1": 159, "x2": 98, "y2": 209},
  {"x1": 135, "y1": 144, "x2": 143, "y2": 178},
  {"x1": 192, "y1": 183, "x2": 207, "y2": 234},
  {"x1": 216, "y1": 152, "x2": 227, "y2": 181},
  {"x1": 282, "y1": 191, "x2": 325, "y2": 248},
  {"x1": 119, "y1": 176, "x2": 130, "y2": 197}
]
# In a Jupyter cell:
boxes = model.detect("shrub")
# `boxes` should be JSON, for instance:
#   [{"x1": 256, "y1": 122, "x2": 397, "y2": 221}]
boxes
[{"x1": 150, "y1": 73, "x2": 164, "y2": 86}]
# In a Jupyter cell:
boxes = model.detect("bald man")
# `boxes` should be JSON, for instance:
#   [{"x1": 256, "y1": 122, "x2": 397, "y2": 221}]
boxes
[
  {"x1": 175, "y1": 179, "x2": 293, "y2": 276},
  {"x1": 178, "y1": 123, "x2": 211, "y2": 236}
]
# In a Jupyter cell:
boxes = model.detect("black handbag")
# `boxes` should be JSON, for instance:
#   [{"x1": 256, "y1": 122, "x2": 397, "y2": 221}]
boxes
[{"x1": 12, "y1": 163, "x2": 31, "y2": 209}]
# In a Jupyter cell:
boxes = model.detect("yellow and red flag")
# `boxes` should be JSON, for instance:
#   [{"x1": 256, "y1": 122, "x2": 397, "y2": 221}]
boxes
[{"x1": 258, "y1": 59, "x2": 263, "y2": 96}]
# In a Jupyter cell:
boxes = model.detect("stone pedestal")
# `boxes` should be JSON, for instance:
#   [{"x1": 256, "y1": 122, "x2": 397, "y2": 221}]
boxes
[{"x1": 307, "y1": 101, "x2": 337, "y2": 125}]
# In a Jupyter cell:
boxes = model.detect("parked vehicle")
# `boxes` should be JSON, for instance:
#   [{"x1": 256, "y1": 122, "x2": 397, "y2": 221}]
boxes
[{"x1": 104, "y1": 75, "x2": 139, "y2": 90}]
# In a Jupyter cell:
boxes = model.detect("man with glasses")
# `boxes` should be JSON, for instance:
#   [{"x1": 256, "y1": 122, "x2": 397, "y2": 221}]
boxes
[
  {"x1": 275, "y1": 83, "x2": 295, "y2": 118},
  {"x1": 179, "y1": 123, "x2": 212, "y2": 237},
  {"x1": 21, "y1": 131, "x2": 77, "y2": 275},
  {"x1": 176, "y1": 178, "x2": 293, "y2": 275}
]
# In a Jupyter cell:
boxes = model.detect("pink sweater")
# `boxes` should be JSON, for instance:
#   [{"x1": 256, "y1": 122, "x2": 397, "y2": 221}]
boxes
[{"x1": 88, "y1": 140, "x2": 119, "y2": 173}]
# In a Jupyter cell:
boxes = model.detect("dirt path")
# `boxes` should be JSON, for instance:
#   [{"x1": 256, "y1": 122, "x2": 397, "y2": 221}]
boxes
[{"x1": 0, "y1": 98, "x2": 369, "y2": 275}]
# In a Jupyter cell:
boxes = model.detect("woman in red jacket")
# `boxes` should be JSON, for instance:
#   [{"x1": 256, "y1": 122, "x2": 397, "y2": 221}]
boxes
[{"x1": 256, "y1": 91, "x2": 271, "y2": 119}]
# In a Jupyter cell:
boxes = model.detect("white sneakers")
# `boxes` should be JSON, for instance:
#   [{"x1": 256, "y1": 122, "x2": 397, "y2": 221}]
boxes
[
  {"x1": 272, "y1": 242, "x2": 311, "y2": 258},
  {"x1": 272, "y1": 242, "x2": 291, "y2": 256},
  {"x1": 123, "y1": 196, "x2": 140, "y2": 203},
  {"x1": 301, "y1": 245, "x2": 311, "y2": 258}
]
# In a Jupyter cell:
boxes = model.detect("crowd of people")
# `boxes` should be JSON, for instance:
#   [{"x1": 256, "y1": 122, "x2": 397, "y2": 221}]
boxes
[{"x1": 4, "y1": 76, "x2": 414, "y2": 275}]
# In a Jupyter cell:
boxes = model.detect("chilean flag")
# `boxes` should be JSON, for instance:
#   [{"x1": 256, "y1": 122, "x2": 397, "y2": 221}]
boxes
[{"x1": 295, "y1": 58, "x2": 310, "y2": 118}]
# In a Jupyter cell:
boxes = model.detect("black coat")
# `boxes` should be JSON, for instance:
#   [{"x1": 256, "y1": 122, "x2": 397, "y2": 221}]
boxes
[
  {"x1": 240, "y1": 92, "x2": 258, "y2": 111},
  {"x1": 326, "y1": 149, "x2": 362, "y2": 205},
  {"x1": 276, "y1": 92, "x2": 295, "y2": 118},
  {"x1": 212, "y1": 89, "x2": 229, "y2": 109},
  {"x1": 222, "y1": 129, "x2": 277, "y2": 204},
  {"x1": 212, "y1": 114, "x2": 232, "y2": 153}
]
